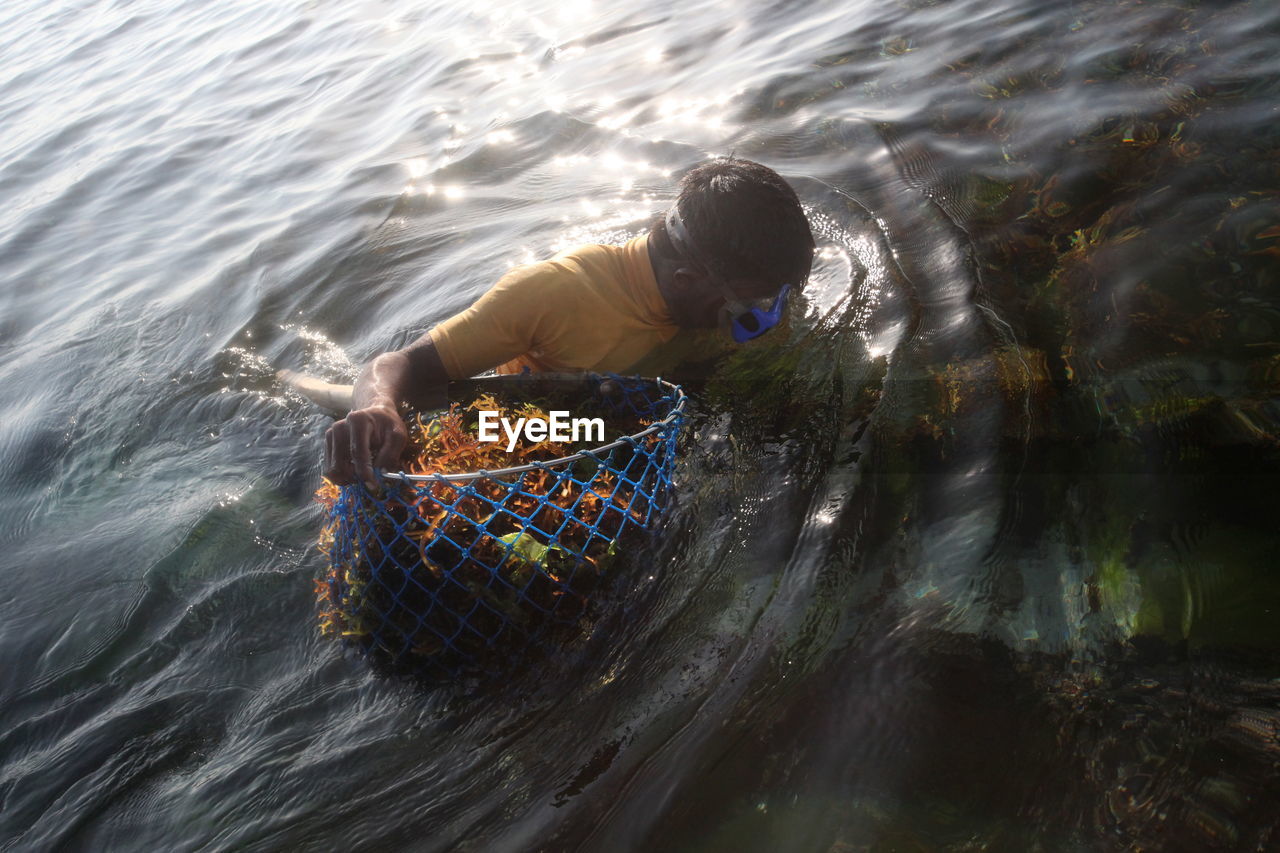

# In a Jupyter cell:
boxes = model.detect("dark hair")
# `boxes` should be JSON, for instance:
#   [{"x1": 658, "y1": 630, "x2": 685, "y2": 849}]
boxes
[{"x1": 672, "y1": 157, "x2": 814, "y2": 286}]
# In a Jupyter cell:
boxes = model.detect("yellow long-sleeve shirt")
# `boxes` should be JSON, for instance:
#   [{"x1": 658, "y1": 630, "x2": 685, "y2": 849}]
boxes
[{"x1": 429, "y1": 234, "x2": 719, "y2": 378}]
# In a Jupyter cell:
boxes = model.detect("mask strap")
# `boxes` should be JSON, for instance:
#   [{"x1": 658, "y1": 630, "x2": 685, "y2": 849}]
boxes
[{"x1": 664, "y1": 206, "x2": 697, "y2": 260}]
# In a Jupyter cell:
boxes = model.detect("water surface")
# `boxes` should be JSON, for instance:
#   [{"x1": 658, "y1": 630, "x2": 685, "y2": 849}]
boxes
[{"x1": 2, "y1": 0, "x2": 1279, "y2": 850}]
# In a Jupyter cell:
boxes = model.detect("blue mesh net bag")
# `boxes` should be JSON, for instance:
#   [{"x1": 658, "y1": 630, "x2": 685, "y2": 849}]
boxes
[{"x1": 315, "y1": 374, "x2": 686, "y2": 678}]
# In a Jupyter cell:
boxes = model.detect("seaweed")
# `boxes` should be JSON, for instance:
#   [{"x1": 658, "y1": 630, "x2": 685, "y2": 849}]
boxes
[{"x1": 313, "y1": 390, "x2": 667, "y2": 676}]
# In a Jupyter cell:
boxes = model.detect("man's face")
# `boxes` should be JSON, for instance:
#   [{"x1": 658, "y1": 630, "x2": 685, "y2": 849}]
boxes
[
  {"x1": 664, "y1": 203, "x2": 794, "y2": 332},
  {"x1": 681, "y1": 267, "x2": 787, "y2": 330}
]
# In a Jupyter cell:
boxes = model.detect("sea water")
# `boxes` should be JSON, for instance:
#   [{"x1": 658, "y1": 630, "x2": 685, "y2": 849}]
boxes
[{"x1": 2, "y1": 0, "x2": 1279, "y2": 849}]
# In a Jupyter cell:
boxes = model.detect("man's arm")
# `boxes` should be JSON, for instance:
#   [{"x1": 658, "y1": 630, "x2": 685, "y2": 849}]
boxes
[
  {"x1": 324, "y1": 259, "x2": 565, "y2": 486},
  {"x1": 323, "y1": 333, "x2": 449, "y2": 488}
]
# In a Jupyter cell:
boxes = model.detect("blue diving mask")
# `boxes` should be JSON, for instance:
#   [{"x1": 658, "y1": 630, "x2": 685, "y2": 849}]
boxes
[
  {"x1": 715, "y1": 281, "x2": 791, "y2": 344},
  {"x1": 664, "y1": 206, "x2": 792, "y2": 343}
]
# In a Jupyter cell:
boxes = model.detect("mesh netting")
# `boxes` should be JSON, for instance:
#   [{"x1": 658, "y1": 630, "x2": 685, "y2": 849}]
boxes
[{"x1": 316, "y1": 374, "x2": 685, "y2": 678}]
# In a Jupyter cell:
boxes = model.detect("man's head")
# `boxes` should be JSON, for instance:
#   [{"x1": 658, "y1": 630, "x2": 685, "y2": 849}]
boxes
[{"x1": 653, "y1": 157, "x2": 815, "y2": 335}]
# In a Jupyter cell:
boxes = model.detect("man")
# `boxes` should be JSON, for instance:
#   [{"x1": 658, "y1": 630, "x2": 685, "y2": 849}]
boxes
[{"x1": 306, "y1": 157, "x2": 815, "y2": 488}]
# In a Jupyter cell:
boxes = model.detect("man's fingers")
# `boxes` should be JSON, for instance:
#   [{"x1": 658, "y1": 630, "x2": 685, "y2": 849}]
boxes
[
  {"x1": 324, "y1": 420, "x2": 354, "y2": 484},
  {"x1": 372, "y1": 420, "x2": 407, "y2": 471},
  {"x1": 322, "y1": 407, "x2": 407, "y2": 490},
  {"x1": 324, "y1": 424, "x2": 335, "y2": 475},
  {"x1": 346, "y1": 410, "x2": 377, "y2": 490}
]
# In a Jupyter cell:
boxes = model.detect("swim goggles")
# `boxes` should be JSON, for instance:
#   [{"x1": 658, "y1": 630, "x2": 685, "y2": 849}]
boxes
[{"x1": 664, "y1": 206, "x2": 792, "y2": 343}]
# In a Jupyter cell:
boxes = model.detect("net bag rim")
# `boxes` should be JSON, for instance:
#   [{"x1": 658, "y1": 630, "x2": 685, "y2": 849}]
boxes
[{"x1": 383, "y1": 374, "x2": 686, "y2": 484}]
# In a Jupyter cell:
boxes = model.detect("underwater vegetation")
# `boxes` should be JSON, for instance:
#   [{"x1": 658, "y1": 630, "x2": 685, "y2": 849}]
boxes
[
  {"x1": 846, "y1": 0, "x2": 1280, "y2": 650},
  {"x1": 704, "y1": 4, "x2": 1280, "y2": 844}
]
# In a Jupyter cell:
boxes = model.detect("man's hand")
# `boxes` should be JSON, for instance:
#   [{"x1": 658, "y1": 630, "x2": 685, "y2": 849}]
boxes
[
  {"x1": 323, "y1": 403, "x2": 407, "y2": 490},
  {"x1": 321, "y1": 334, "x2": 450, "y2": 488}
]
